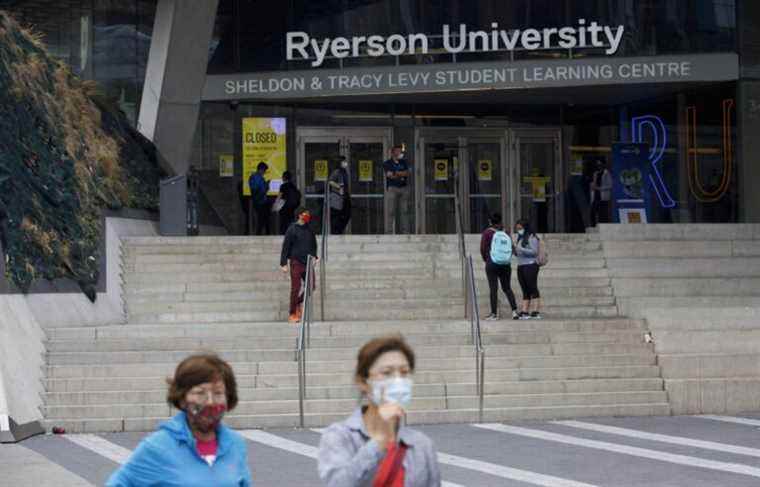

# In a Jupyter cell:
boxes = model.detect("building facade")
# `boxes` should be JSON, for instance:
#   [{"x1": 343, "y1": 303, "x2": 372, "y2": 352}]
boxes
[{"x1": 4, "y1": 0, "x2": 759, "y2": 234}]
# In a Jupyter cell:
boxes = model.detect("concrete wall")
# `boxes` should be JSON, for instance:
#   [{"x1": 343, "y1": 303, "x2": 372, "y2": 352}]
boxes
[
  {"x1": 598, "y1": 223, "x2": 760, "y2": 415},
  {"x1": 25, "y1": 218, "x2": 159, "y2": 329},
  {"x1": 0, "y1": 217, "x2": 158, "y2": 441}
]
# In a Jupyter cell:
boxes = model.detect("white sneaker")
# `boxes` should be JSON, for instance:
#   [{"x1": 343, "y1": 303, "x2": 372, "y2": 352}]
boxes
[
  {"x1": 530, "y1": 312, "x2": 543, "y2": 320},
  {"x1": 519, "y1": 312, "x2": 530, "y2": 320},
  {"x1": 512, "y1": 310, "x2": 520, "y2": 320},
  {"x1": 485, "y1": 313, "x2": 499, "y2": 321}
]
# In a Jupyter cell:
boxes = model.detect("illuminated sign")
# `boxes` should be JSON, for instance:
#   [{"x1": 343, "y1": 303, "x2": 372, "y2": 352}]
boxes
[
  {"x1": 631, "y1": 115, "x2": 676, "y2": 208},
  {"x1": 287, "y1": 19, "x2": 625, "y2": 67},
  {"x1": 686, "y1": 99, "x2": 734, "y2": 203}
]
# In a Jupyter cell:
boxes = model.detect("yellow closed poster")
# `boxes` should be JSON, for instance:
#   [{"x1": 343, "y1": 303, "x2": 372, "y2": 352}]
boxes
[
  {"x1": 358, "y1": 160, "x2": 373, "y2": 182},
  {"x1": 314, "y1": 160, "x2": 328, "y2": 181},
  {"x1": 478, "y1": 160, "x2": 492, "y2": 181},
  {"x1": 434, "y1": 159, "x2": 448, "y2": 181},
  {"x1": 242, "y1": 117, "x2": 286, "y2": 196}
]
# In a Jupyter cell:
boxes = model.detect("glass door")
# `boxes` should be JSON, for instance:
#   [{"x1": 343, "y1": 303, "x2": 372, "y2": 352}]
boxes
[
  {"x1": 467, "y1": 138, "x2": 505, "y2": 234},
  {"x1": 301, "y1": 137, "x2": 342, "y2": 234},
  {"x1": 420, "y1": 139, "x2": 461, "y2": 234},
  {"x1": 511, "y1": 130, "x2": 562, "y2": 233},
  {"x1": 298, "y1": 128, "x2": 390, "y2": 234},
  {"x1": 346, "y1": 139, "x2": 386, "y2": 234}
]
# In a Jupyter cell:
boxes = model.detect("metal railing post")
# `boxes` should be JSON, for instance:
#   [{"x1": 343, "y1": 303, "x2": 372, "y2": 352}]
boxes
[
  {"x1": 466, "y1": 255, "x2": 485, "y2": 423},
  {"x1": 297, "y1": 255, "x2": 315, "y2": 428}
]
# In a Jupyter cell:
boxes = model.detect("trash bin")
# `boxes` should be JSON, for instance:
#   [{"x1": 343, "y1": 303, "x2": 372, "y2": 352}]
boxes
[{"x1": 160, "y1": 175, "x2": 187, "y2": 236}]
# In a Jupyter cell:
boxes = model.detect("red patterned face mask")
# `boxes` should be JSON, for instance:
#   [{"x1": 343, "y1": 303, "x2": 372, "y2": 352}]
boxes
[
  {"x1": 301, "y1": 213, "x2": 312, "y2": 224},
  {"x1": 186, "y1": 403, "x2": 227, "y2": 433}
]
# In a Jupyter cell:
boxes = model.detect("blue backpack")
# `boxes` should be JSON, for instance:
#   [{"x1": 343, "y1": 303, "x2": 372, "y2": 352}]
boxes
[{"x1": 489, "y1": 230, "x2": 513, "y2": 265}]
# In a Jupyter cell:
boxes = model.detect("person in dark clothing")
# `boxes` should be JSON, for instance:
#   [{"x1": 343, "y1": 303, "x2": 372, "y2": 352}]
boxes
[
  {"x1": 278, "y1": 171, "x2": 302, "y2": 235},
  {"x1": 328, "y1": 158, "x2": 351, "y2": 234},
  {"x1": 480, "y1": 213, "x2": 519, "y2": 321},
  {"x1": 280, "y1": 207, "x2": 318, "y2": 323},
  {"x1": 514, "y1": 219, "x2": 542, "y2": 320},
  {"x1": 590, "y1": 160, "x2": 613, "y2": 226},
  {"x1": 249, "y1": 162, "x2": 270, "y2": 235}
]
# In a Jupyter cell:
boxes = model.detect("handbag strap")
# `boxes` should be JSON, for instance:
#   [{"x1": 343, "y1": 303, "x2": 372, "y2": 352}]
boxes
[{"x1": 373, "y1": 442, "x2": 408, "y2": 487}]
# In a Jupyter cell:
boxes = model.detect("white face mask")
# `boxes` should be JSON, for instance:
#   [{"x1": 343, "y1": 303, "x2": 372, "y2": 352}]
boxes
[
  {"x1": 368, "y1": 377, "x2": 413, "y2": 408},
  {"x1": 517, "y1": 229, "x2": 525, "y2": 236},
  {"x1": 341, "y1": 161, "x2": 349, "y2": 169}
]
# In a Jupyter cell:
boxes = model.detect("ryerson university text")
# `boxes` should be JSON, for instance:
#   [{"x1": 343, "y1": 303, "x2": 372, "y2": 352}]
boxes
[{"x1": 287, "y1": 20, "x2": 625, "y2": 67}]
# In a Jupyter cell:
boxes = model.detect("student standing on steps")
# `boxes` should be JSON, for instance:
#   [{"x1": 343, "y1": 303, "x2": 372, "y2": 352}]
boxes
[
  {"x1": 280, "y1": 207, "x2": 318, "y2": 323},
  {"x1": 513, "y1": 219, "x2": 542, "y2": 320},
  {"x1": 318, "y1": 335, "x2": 441, "y2": 486},
  {"x1": 480, "y1": 213, "x2": 519, "y2": 321}
]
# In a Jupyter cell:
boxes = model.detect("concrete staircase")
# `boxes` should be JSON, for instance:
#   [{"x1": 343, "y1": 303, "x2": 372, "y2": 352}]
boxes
[
  {"x1": 41, "y1": 234, "x2": 668, "y2": 433},
  {"x1": 598, "y1": 224, "x2": 760, "y2": 414}
]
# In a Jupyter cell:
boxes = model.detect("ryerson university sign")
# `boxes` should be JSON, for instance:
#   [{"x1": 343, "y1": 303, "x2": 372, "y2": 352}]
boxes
[
  {"x1": 202, "y1": 21, "x2": 740, "y2": 101},
  {"x1": 286, "y1": 20, "x2": 625, "y2": 67}
]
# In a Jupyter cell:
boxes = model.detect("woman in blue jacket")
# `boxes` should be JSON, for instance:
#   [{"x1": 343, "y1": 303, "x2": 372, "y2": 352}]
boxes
[{"x1": 106, "y1": 354, "x2": 252, "y2": 486}]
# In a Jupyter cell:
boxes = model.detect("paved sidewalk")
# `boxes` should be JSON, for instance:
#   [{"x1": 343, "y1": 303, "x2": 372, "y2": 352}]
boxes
[{"x1": 4, "y1": 413, "x2": 760, "y2": 486}]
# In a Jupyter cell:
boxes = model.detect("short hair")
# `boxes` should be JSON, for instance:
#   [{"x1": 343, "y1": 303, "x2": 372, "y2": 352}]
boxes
[
  {"x1": 355, "y1": 335, "x2": 415, "y2": 381},
  {"x1": 490, "y1": 212, "x2": 502, "y2": 225},
  {"x1": 391, "y1": 145, "x2": 403, "y2": 152},
  {"x1": 282, "y1": 170, "x2": 292, "y2": 181},
  {"x1": 166, "y1": 354, "x2": 238, "y2": 410},
  {"x1": 257, "y1": 162, "x2": 268, "y2": 172},
  {"x1": 295, "y1": 206, "x2": 309, "y2": 217}
]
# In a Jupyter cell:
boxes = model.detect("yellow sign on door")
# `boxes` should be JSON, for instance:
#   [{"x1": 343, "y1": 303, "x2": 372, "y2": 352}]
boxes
[
  {"x1": 523, "y1": 176, "x2": 551, "y2": 203},
  {"x1": 314, "y1": 160, "x2": 328, "y2": 181},
  {"x1": 358, "y1": 160, "x2": 373, "y2": 182},
  {"x1": 219, "y1": 154, "x2": 234, "y2": 177},
  {"x1": 434, "y1": 159, "x2": 449, "y2": 181},
  {"x1": 478, "y1": 160, "x2": 492, "y2": 181},
  {"x1": 242, "y1": 117, "x2": 286, "y2": 195}
]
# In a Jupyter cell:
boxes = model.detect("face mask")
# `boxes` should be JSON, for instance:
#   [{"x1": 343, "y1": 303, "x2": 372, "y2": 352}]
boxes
[
  {"x1": 368, "y1": 377, "x2": 413, "y2": 408},
  {"x1": 301, "y1": 214, "x2": 312, "y2": 224},
  {"x1": 341, "y1": 161, "x2": 349, "y2": 169},
  {"x1": 517, "y1": 229, "x2": 525, "y2": 236},
  {"x1": 186, "y1": 403, "x2": 227, "y2": 433}
]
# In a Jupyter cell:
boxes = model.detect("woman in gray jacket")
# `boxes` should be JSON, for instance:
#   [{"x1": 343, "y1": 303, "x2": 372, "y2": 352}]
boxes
[
  {"x1": 513, "y1": 219, "x2": 542, "y2": 320},
  {"x1": 318, "y1": 335, "x2": 441, "y2": 486}
]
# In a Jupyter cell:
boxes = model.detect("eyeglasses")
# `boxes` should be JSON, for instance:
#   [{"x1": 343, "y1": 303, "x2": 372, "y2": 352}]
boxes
[{"x1": 187, "y1": 390, "x2": 227, "y2": 404}]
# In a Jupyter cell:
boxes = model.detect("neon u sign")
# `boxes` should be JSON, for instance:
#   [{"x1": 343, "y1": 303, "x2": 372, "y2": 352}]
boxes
[{"x1": 630, "y1": 99, "x2": 734, "y2": 208}]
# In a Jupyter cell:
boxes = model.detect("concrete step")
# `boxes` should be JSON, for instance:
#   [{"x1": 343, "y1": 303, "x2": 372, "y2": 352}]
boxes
[
  {"x1": 642, "y1": 306, "x2": 760, "y2": 330},
  {"x1": 488, "y1": 296, "x2": 616, "y2": 308},
  {"x1": 616, "y1": 296, "x2": 760, "y2": 318},
  {"x1": 45, "y1": 318, "x2": 646, "y2": 341},
  {"x1": 44, "y1": 377, "x2": 664, "y2": 405},
  {"x1": 596, "y1": 223, "x2": 760, "y2": 241},
  {"x1": 43, "y1": 401, "x2": 670, "y2": 433},
  {"x1": 602, "y1": 240, "x2": 760, "y2": 258},
  {"x1": 45, "y1": 364, "x2": 663, "y2": 394},
  {"x1": 611, "y1": 278, "x2": 760, "y2": 298},
  {"x1": 657, "y1": 353, "x2": 760, "y2": 379},
  {"x1": 45, "y1": 345, "x2": 655, "y2": 377},
  {"x1": 607, "y1": 258, "x2": 760, "y2": 278},
  {"x1": 44, "y1": 390, "x2": 667, "y2": 421}
]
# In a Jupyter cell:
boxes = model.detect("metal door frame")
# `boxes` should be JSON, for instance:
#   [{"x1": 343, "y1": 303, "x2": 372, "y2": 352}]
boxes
[
  {"x1": 297, "y1": 127, "x2": 392, "y2": 233},
  {"x1": 415, "y1": 128, "x2": 509, "y2": 234},
  {"x1": 508, "y1": 128, "x2": 564, "y2": 233}
]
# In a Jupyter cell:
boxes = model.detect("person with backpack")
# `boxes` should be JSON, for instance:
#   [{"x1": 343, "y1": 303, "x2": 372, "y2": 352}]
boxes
[
  {"x1": 277, "y1": 171, "x2": 302, "y2": 235},
  {"x1": 249, "y1": 161, "x2": 271, "y2": 235},
  {"x1": 513, "y1": 219, "x2": 543, "y2": 320},
  {"x1": 480, "y1": 213, "x2": 519, "y2": 321}
]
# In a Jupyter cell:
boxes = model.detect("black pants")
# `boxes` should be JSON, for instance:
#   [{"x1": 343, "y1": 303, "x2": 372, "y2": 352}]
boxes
[
  {"x1": 485, "y1": 261, "x2": 517, "y2": 315},
  {"x1": 253, "y1": 203, "x2": 270, "y2": 235},
  {"x1": 330, "y1": 208, "x2": 350, "y2": 235},
  {"x1": 517, "y1": 263, "x2": 541, "y2": 300},
  {"x1": 279, "y1": 208, "x2": 295, "y2": 235},
  {"x1": 591, "y1": 200, "x2": 610, "y2": 226}
]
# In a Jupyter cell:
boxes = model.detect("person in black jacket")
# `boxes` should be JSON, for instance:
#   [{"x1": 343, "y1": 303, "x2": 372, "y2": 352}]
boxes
[
  {"x1": 278, "y1": 171, "x2": 302, "y2": 235},
  {"x1": 280, "y1": 207, "x2": 318, "y2": 323}
]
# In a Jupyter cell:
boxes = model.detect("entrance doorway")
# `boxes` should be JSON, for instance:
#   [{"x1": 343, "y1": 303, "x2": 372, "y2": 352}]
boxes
[
  {"x1": 297, "y1": 127, "x2": 391, "y2": 234},
  {"x1": 417, "y1": 128, "x2": 508, "y2": 234},
  {"x1": 416, "y1": 127, "x2": 562, "y2": 234},
  {"x1": 511, "y1": 129, "x2": 562, "y2": 234}
]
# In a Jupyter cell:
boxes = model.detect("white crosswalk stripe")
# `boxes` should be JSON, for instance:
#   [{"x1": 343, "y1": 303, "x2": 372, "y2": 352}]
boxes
[
  {"x1": 474, "y1": 423, "x2": 760, "y2": 479},
  {"x1": 241, "y1": 429, "x2": 465, "y2": 487},
  {"x1": 63, "y1": 434, "x2": 132, "y2": 465},
  {"x1": 698, "y1": 415, "x2": 760, "y2": 428},
  {"x1": 554, "y1": 420, "x2": 760, "y2": 458},
  {"x1": 250, "y1": 429, "x2": 598, "y2": 487}
]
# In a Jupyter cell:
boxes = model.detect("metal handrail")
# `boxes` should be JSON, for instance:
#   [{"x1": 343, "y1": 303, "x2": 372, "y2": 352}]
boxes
[
  {"x1": 320, "y1": 180, "x2": 329, "y2": 321},
  {"x1": 296, "y1": 254, "x2": 316, "y2": 428},
  {"x1": 453, "y1": 172, "x2": 467, "y2": 317},
  {"x1": 466, "y1": 255, "x2": 485, "y2": 423}
]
